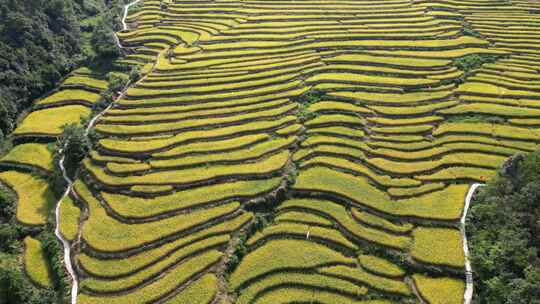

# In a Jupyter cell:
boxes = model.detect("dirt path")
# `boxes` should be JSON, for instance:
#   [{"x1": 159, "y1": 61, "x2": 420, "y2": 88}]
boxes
[{"x1": 461, "y1": 183, "x2": 484, "y2": 304}]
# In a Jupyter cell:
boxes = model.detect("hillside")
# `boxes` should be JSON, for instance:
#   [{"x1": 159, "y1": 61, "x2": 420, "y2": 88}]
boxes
[
  {"x1": 468, "y1": 153, "x2": 540, "y2": 303},
  {"x1": 1, "y1": 0, "x2": 540, "y2": 303},
  {"x1": 0, "y1": 0, "x2": 124, "y2": 139}
]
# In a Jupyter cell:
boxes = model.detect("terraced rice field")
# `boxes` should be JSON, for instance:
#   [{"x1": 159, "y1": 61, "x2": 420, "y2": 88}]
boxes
[{"x1": 3, "y1": 0, "x2": 540, "y2": 303}]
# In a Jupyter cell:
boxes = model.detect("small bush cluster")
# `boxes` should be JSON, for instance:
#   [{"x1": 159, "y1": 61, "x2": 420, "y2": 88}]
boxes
[
  {"x1": 226, "y1": 214, "x2": 272, "y2": 274},
  {"x1": 41, "y1": 232, "x2": 70, "y2": 297},
  {"x1": 462, "y1": 22, "x2": 482, "y2": 38},
  {"x1": 294, "y1": 90, "x2": 323, "y2": 122},
  {"x1": 447, "y1": 114, "x2": 506, "y2": 124},
  {"x1": 53, "y1": 123, "x2": 91, "y2": 185},
  {"x1": 454, "y1": 54, "x2": 500, "y2": 76}
]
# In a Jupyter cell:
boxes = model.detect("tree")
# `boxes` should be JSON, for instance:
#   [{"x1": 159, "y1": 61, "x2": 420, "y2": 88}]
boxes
[
  {"x1": 107, "y1": 72, "x2": 129, "y2": 93},
  {"x1": 129, "y1": 66, "x2": 141, "y2": 82},
  {"x1": 91, "y1": 15, "x2": 121, "y2": 59},
  {"x1": 55, "y1": 123, "x2": 90, "y2": 179}
]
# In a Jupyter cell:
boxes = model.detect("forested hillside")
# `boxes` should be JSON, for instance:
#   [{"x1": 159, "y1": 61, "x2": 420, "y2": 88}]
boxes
[
  {"x1": 468, "y1": 153, "x2": 540, "y2": 303},
  {"x1": 0, "y1": 0, "x2": 122, "y2": 139}
]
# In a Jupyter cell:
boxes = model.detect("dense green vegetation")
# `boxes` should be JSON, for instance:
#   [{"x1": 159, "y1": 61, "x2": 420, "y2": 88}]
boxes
[
  {"x1": 0, "y1": 0, "x2": 124, "y2": 139},
  {"x1": 0, "y1": 181, "x2": 61, "y2": 303},
  {"x1": 468, "y1": 152, "x2": 540, "y2": 304}
]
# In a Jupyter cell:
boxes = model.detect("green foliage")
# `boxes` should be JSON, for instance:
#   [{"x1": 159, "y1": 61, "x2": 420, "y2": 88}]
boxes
[
  {"x1": 107, "y1": 72, "x2": 129, "y2": 93},
  {"x1": 226, "y1": 234, "x2": 247, "y2": 275},
  {"x1": 294, "y1": 90, "x2": 324, "y2": 106},
  {"x1": 463, "y1": 22, "x2": 482, "y2": 38},
  {"x1": 447, "y1": 114, "x2": 506, "y2": 124},
  {"x1": 0, "y1": 253, "x2": 57, "y2": 304},
  {"x1": 296, "y1": 104, "x2": 316, "y2": 122},
  {"x1": 454, "y1": 54, "x2": 500, "y2": 75},
  {"x1": 0, "y1": 0, "x2": 124, "y2": 137},
  {"x1": 293, "y1": 90, "x2": 323, "y2": 122},
  {"x1": 90, "y1": 13, "x2": 121, "y2": 60},
  {"x1": 226, "y1": 214, "x2": 272, "y2": 274},
  {"x1": 54, "y1": 123, "x2": 90, "y2": 180},
  {"x1": 40, "y1": 232, "x2": 69, "y2": 298},
  {"x1": 129, "y1": 66, "x2": 141, "y2": 82},
  {"x1": 468, "y1": 151, "x2": 540, "y2": 304}
]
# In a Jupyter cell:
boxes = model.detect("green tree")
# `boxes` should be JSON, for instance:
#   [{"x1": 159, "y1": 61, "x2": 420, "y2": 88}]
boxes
[
  {"x1": 91, "y1": 15, "x2": 121, "y2": 59},
  {"x1": 55, "y1": 123, "x2": 90, "y2": 179}
]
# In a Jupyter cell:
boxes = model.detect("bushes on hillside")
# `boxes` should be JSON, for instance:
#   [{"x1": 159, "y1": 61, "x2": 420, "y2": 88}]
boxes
[
  {"x1": 0, "y1": 0, "x2": 126, "y2": 141},
  {"x1": 454, "y1": 54, "x2": 499, "y2": 77},
  {"x1": 54, "y1": 123, "x2": 90, "y2": 181},
  {"x1": 468, "y1": 151, "x2": 540, "y2": 304},
  {"x1": 90, "y1": 13, "x2": 121, "y2": 60}
]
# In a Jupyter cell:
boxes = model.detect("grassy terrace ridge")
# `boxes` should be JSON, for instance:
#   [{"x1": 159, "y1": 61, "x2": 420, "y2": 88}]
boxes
[
  {"x1": 107, "y1": 136, "x2": 296, "y2": 174},
  {"x1": 198, "y1": 35, "x2": 489, "y2": 51},
  {"x1": 0, "y1": 171, "x2": 55, "y2": 226},
  {"x1": 351, "y1": 209, "x2": 414, "y2": 235},
  {"x1": 230, "y1": 239, "x2": 355, "y2": 290},
  {"x1": 84, "y1": 150, "x2": 289, "y2": 187},
  {"x1": 34, "y1": 89, "x2": 101, "y2": 107},
  {"x1": 23, "y1": 236, "x2": 53, "y2": 288},
  {"x1": 366, "y1": 152, "x2": 506, "y2": 175},
  {"x1": 275, "y1": 210, "x2": 334, "y2": 227},
  {"x1": 80, "y1": 236, "x2": 228, "y2": 293},
  {"x1": 78, "y1": 213, "x2": 251, "y2": 278},
  {"x1": 358, "y1": 255, "x2": 405, "y2": 278},
  {"x1": 98, "y1": 116, "x2": 296, "y2": 153},
  {"x1": 329, "y1": 90, "x2": 453, "y2": 105},
  {"x1": 411, "y1": 227, "x2": 465, "y2": 268},
  {"x1": 246, "y1": 221, "x2": 358, "y2": 251},
  {"x1": 278, "y1": 199, "x2": 412, "y2": 250},
  {"x1": 100, "y1": 99, "x2": 292, "y2": 124},
  {"x1": 101, "y1": 178, "x2": 282, "y2": 219},
  {"x1": 95, "y1": 103, "x2": 297, "y2": 135},
  {"x1": 294, "y1": 167, "x2": 468, "y2": 221},
  {"x1": 12, "y1": 105, "x2": 91, "y2": 137},
  {"x1": 324, "y1": 53, "x2": 452, "y2": 69},
  {"x1": 0, "y1": 143, "x2": 54, "y2": 172},
  {"x1": 413, "y1": 274, "x2": 464, "y2": 304},
  {"x1": 166, "y1": 274, "x2": 218, "y2": 304},
  {"x1": 75, "y1": 180, "x2": 242, "y2": 252},
  {"x1": 319, "y1": 265, "x2": 412, "y2": 296},
  {"x1": 298, "y1": 154, "x2": 422, "y2": 188},
  {"x1": 151, "y1": 133, "x2": 269, "y2": 158},
  {"x1": 433, "y1": 122, "x2": 540, "y2": 141},
  {"x1": 58, "y1": 196, "x2": 81, "y2": 242},
  {"x1": 78, "y1": 250, "x2": 222, "y2": 304},
  {"x1": 235, "y1": 272, "x2": 368, "y2": 304}
]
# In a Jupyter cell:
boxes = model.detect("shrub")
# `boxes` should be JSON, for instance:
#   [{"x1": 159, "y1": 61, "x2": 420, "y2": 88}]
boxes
[
  {"x1": 454, "y1": 54, "x2": 499, "y2": 76},
  {"x1": 0, "y1": 253, "x2": 57, "y2": 304},
  {"x1": 129, "y1": 66, "x2": 141, "y2": 82},
  {"x1": 54, "y1": 123, "x2": 90, "y2": 180},
  {"x1": 107, "y1": 72, "x2": 129, "y2": 93},
  {"x1": 462, "y1": 22, "x2": 482, "y2": 38},
  {"x1": 447, "y1": 114, "x2": 506, "y2": 124},
  {"x1": 40, "y1": 232, "x2": 69, "y2": 297}
]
